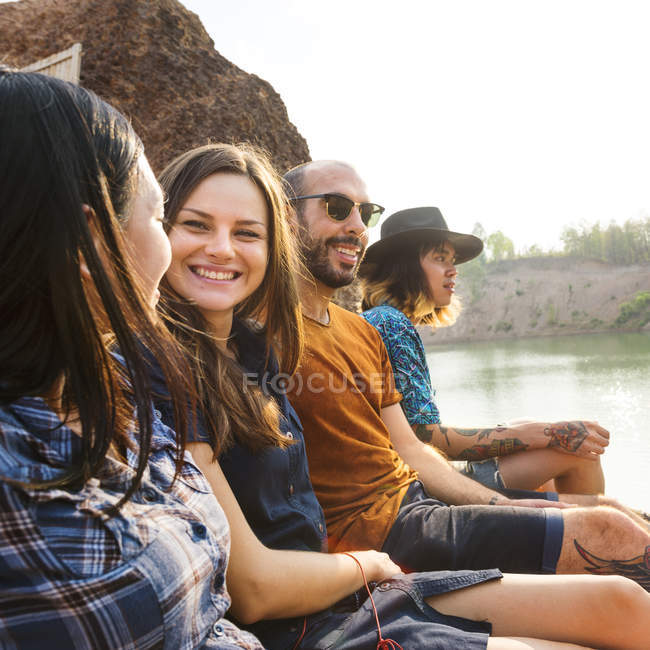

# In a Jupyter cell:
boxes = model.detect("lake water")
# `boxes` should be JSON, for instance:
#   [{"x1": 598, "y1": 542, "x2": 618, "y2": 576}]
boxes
[{"x1": 425, "y1": 331, "x2": 650, "y2": 510}]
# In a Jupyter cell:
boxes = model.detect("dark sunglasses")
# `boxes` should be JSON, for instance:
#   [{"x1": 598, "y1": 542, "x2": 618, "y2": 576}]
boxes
[{"x1": 290, "y1": 193, "x2": 384, "y2": 228}]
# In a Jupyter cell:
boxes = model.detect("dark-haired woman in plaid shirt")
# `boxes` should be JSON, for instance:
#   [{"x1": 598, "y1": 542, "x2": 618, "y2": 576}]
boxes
[{"x1": 0, "y1": 68, "x2": 260, "y2": 649}]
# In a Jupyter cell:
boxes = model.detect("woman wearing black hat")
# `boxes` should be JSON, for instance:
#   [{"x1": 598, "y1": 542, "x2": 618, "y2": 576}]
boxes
[{"x1": 360, "y1": 207, "x2": 610, "y2": 496}]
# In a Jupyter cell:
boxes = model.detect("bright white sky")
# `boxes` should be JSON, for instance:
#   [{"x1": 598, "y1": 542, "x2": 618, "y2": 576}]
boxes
[
  {"x1": 7, "y1": 0, "x2": 648, "y2": 250},
  {"x1": 181, "y1": 0, "x2": 650, "y2": 252}
]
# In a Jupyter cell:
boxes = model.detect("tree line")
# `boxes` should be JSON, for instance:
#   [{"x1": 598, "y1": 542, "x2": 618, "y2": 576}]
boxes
[{"x1": 472, "y1": 216, "x2": 650, "y2": 265}]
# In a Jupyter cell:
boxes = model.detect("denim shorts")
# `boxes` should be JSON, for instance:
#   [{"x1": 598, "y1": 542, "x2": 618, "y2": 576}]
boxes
[
  {"x1": 453, "y1": 460, "x2": 561, "y2": 504},
  {"x1": 273, "y1": 569, "x2": 501, "y2": 649},
  {"x1": 382, "y1": 481, "x2": 564, "y2": 575},
  {"x1": 452, "y1": 458, "x2": 506, "y2": 490}
]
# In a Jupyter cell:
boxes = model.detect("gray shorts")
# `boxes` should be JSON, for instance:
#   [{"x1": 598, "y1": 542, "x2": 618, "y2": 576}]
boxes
[
  {"x1": 382, "y1": 481, "x2": 564, "y2": 575},
  {"x1": 452, "y1": 458, "x2": 506, "y2": 490}
]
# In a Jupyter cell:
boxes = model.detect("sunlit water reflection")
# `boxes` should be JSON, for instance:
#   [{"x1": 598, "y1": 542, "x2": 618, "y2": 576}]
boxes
[{"x1": 425, "y1": 332, "x2": 650, "y2": 510}]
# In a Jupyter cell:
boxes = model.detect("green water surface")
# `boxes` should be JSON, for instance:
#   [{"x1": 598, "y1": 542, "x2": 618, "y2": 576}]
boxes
[{"x1": 425, "y1": 332, "x2": 650, "y2": 509}]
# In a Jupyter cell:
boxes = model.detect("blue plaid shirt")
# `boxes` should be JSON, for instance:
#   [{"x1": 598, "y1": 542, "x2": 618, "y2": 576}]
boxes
[
  {"x1": 0, "y1": 397, "x2": 262, "y2": 649},
  {"x1": 362, "y1": 304, "x2": 441, "y2": 425}
]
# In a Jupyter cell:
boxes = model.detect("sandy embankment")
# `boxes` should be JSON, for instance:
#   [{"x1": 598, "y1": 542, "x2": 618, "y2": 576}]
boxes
[{"x1": 422, "y1": 257, "x2": 650, "y2": 346}]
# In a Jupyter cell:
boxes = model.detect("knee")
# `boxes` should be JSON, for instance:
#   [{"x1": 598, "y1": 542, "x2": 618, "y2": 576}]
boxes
[
  {"x1": 567, "y1": 505, "x2": 639, "y2": 541},
  {"x1": 598, "y1": 575, "x2": 648, "y2": 613},
  {"x1": 568, "y1": 454, "x2": 603, "y2": 473},
  {"x1": 584, "y1": 504, "x2": 634, "y2": 530},
  {"x1": 592, "y1": 494, "x2": 620, "y2": 508}
]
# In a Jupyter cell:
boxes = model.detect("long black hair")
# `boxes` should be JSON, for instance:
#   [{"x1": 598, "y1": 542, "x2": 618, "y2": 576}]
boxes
[{"x1": 0, "y1": 68, "x2": 191, "y2": 509}]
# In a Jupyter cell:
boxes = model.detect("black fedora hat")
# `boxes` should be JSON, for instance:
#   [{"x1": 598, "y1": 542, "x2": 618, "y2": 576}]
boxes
[{"x1": 361, "y1": 207, "x2": 483, "y2": 266}]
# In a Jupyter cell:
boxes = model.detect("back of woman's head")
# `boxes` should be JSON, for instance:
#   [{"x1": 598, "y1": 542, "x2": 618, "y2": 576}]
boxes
[
  {"x1": 0, "y1": 69, "x2": 189, "y2": 503},
  {"x1": 1, "y1": 68, "x2": 140, "y2": 394},
  {"x1": 158, "y1": 143, "x2": 303, "y2": 454},
  {"x1": 361, "y1": 240, "x2": 461, "y2": 328}
]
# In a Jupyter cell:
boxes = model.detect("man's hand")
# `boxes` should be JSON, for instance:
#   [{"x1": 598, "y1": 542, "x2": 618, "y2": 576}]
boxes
[
  {"x1": 542, "y1": 420, "x2": 610, "y2": 458},
  {"x1": 492, "y1": 496, "x2": 577, "y2": 510}
]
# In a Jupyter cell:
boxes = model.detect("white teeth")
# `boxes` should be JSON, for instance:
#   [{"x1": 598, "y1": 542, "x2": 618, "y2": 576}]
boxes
[
  {"x1": 194, "y1": 267, "x2": 235, "y2": 280},
  {"x1": 335, "y1": 246, "x2": 357, "y2": 256}
]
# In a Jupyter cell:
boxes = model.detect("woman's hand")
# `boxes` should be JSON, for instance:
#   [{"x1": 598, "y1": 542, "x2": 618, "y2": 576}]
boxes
[{"x1": 344, "y1": 550, "x2": 402, "y2": 582}]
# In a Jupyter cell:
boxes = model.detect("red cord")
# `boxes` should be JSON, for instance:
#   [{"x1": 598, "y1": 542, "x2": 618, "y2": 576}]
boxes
[
  {"x1": 291, "y1": 616, "x2": 307, "y2": 650},
  {"x1": 343, "y1": 552, "x2": 404, "y2": 650},
  {"x1": 291, "y1": 555, "x2": 404, "y2": 650}
]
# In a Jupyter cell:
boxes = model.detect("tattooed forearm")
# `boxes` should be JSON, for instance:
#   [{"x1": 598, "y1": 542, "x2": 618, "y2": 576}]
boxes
[
  {"x1": 435, "y1": 426, "x2": 450, "y2": 446},
  {"x1": 457, "y1": 438, "x2": 529, "y2": 461},
  {"x1": 414, "y1": 423, "x2": 434, "y2": 444},
  {"x1": 452, "y1": 427, "x2": 499, "y2": 441},
  {"x1": 544, "y1": 421, "x2": 588, "y2": 453},
  {"x1": 415, "y1": 424, "x2": 513, "y2": 451},
  {"x1": 574, "y1": 540, "x2": 650, "y2": 591}
]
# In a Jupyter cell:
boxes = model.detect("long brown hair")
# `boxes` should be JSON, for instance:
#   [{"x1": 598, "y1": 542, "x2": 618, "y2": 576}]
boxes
[
  {"x1": 158, "y1": 143, "x2": 303, "y2": 455},
  {"x1": 361, "y1": 239, "x2": 461, "y2": 327},
  {"x1": 0, "y1": 69, "x2": 192, "y2": 510}
]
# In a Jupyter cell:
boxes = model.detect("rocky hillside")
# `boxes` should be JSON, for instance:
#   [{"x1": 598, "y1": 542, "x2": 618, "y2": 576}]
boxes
[
  {"x1": 0, "y1": 0, "x2": 310, "y2": 173},
  {"x1": 421, "y1": 256, "x2": 650, "y2": 346}
]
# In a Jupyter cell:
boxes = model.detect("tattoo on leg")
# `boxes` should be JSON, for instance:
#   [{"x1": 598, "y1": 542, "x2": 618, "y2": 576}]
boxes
[
  {"x1": 544, "y1": 421, "x2": 588, "y2": 452},
  {"x1": 459, "y1": 438, "x2": 528, "y2": 461},
  {"x1": 574, "y1": 540, "x2": 650, "y2": 590}
]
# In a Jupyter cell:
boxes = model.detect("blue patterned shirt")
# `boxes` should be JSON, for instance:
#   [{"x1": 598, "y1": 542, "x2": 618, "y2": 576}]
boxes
[
  {"x1": 362, "y1": 304, "x2": 441, "y2": 425},
  {"x1": 0, "y1": 397, "x2": 262, "y2": 649}
]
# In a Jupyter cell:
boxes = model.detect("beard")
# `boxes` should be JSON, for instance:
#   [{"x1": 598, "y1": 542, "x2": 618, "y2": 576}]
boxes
[{"x1": 296, "y1": 220, "x2": 366, "y2": 289}]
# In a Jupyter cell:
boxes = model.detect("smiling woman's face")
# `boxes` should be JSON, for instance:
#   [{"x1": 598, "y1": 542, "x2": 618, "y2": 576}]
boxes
[{"x1": 165, "y1": 173, "x2": 269, "y2": 329}]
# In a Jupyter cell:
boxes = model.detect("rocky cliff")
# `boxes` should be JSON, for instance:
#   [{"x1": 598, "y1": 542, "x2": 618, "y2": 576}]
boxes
[
  {"x1": 0, "y1": 0, "x2": 310, "y2": 173},
  {"x1": 421, "y1": 256, "x2": 650, "y2": 346}
]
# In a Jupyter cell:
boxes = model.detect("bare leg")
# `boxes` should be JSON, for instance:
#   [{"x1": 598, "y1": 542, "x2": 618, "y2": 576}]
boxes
[
  {"x1": 427, "y1": 573, "x2": 649, "y2": 649},
  {"x1": 497, "y1": 455, "x2": 648, "y2": 532},
  {"x1": 536, "y1": 479, "x2": 557, "y2": 493},
  {"x1": 497, "y1": 449, "x2": 605, "y2": 494},
  {"x1": 557, "y1": 506, "x2": 650, "y2": 590},
  {"x1": 487, "y1": 640, "x2": 591, "y2": 649}
]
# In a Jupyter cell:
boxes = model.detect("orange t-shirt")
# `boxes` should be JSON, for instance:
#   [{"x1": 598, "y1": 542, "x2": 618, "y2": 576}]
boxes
[{"x1": 287, "y1": 303, "x2": 418, "y2": 552}]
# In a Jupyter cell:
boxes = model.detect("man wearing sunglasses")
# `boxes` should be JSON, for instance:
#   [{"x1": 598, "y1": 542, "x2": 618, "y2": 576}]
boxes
[
  {"x1": 283, "y1": 160, "x2": 650, "y2": 589},
  {"x1": 285, "y1": 160, "x2": 383, "y2": 292}
]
